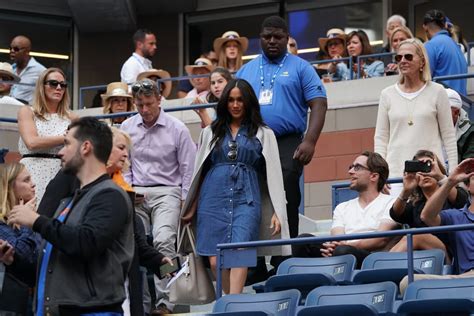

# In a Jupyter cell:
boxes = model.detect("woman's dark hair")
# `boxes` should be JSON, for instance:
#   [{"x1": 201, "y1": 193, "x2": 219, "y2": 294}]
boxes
[
  {"x1": 210, "y1": 79, "x2": 265, "y2": 147},
  {"x1": 346, "y1": 30, "x2": 375, "y2": 63},
  {"x1": 207, "y1": 67, "x2": 233, "y2": 103},
  {"x1": 409, "y1": 149, "x2": 447, "y2": 203}
]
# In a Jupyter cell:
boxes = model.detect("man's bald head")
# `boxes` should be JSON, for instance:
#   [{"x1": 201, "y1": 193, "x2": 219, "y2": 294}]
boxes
[{"x1": 10, "y1": 35, "x2": 32, "y2": 65}]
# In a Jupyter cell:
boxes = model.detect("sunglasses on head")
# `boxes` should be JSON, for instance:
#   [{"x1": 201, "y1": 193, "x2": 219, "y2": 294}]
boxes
[
  {"x1": 44, "y1": 80, "x2": 68, "y2": 89},
  {"x1": 395, "y1": 53, "x2": 414, "y2": 62},
  {"x1": 131, "y1": 80, "x2": 155, "y2": 94}
]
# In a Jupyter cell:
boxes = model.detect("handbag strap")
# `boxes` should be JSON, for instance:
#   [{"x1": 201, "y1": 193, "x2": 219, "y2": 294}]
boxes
[{"x1": 177, "y1": 223, "x2": 197, "y2": 254}]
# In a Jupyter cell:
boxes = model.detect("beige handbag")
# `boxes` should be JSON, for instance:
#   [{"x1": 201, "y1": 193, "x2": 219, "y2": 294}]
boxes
[{"x1": 169, "y1": 224, "x2": 216, "y2": 305}]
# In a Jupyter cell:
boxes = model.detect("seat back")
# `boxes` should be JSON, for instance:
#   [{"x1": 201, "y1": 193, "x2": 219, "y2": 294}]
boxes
[
  {"x1": 306, "y1": 281, "x2": 397, "y2": 314},
  {"x1": 404, "y1": 278, "x2": 474, "y2": 300},
  {"x1": 213, "y1": 289, "x2": 301, "y2": 316},
  {"x1": 361, "y1": 249, "x2": 445, "y2": 275},
  {"x1": 277, "y1": 255, "x2": 356, "y2": 283}
]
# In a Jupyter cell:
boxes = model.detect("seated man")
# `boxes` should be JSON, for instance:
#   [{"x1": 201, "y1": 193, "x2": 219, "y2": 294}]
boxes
[
  {"x1": 400, "y1": 158, "x2": 474, "y2": 294},
  {"x1": 293, "y1": 151, "x2": 399, "y2": 267}
]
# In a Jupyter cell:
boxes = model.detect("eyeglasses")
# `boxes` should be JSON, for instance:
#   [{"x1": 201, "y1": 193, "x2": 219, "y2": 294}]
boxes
[
  {"x1": 227, "y1": 140, "x2": 238, "y2": 161},
  {"x1": 395, "y1": 53, "x2": 414, "y2": 62},
  {"x1": 9, "y1": 46, "x2": 26, "y2": 52},
  {"x1": 132, "y1": 80, "x2": 156, "y2": 95},
  {"x1": 348, "y1": 163, "x2": 370, "y2": 172},
  {"x1": 44, "y1": 80, "x2": 68, "y2": 89},
  {"x1": 288, "y1": 43, "x2": 296, "y2": 47}
]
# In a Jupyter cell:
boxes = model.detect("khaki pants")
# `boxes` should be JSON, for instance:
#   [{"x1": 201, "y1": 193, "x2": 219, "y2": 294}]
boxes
[{"x1": 400, "y1": 269, "x2": 474, "y2": 295}]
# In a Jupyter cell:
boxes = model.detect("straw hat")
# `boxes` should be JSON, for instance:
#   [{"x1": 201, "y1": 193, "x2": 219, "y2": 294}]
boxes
[
  {"x1": 137, "y1": 69, "x2": 172, "y2": 98},
  {"x1": 101, "y1": 82, "x2": 132, "y2": 100},
  {"x1": 0, "y1": 62, "x2": 20, "y2": 83},
  {"x1": 185, "y1": 58, "x2": 215, "y2": 75},
  {"x1": 213, "y1": 31, "x2": 249, "y2": 55},
  {"x1": 318, "y1": 28, "x2": 346, "y2": 53}
]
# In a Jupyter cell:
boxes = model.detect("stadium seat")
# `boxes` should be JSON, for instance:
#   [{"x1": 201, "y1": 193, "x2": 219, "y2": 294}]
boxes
[
  {"x1": 352, "y1": 250, "x2": 445, "y2": 285},
  {"x1": 254, "y1": 255, "x2": 356, "y2": 298},
  {"x1": 297, "y1": 304, "x2": 379, "y2": 316},
  {"x1": 397, "y1": 278, "x2": 474, "y2": 315},
  {"x1": 305, "y1": 281, "x2": 398, "y2": 315},
  {"x1": 212, "y1": 289, "x2": 300, "y2": 316}
]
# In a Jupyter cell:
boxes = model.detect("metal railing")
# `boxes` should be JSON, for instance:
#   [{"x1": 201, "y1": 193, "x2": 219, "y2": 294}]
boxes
[
  {"x1": 78, "y1": 73, "x2": 212, "y2": 109},
  {"x1": 215, "y1": 223, "x2": 474, "y2": 299}
]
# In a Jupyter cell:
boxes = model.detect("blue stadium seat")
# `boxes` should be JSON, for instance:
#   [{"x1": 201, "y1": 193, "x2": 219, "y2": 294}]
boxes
[
  {"x1": 254, "y1": 255, "x2": 356, "y2": 297},
  {"x1": 210, "y1": 312, "x2": 273, "y2": 316},
  {"x1": 297, "y1": 304, "x2": 379, "y2": 316},
  {"x1": 352, "y1": 249, "x2": 445, "y2": 286},
  {"x1": 305, "y1": 281, "x2": 398, "y2": 315},
  {"x1": 212, "y1": 289, "x2": 301, "y2": 316},
  {"x1": 397, "y1": 278, "x2": 474, "y2": 315}
]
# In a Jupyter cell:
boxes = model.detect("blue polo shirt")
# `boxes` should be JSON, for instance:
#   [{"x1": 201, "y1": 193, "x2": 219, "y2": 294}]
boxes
[
  {"x1": 236, "y1": 52, "x2": 326, "y2": 137},
  {"x1": 440, "y1": 205, "x2": 474, "y2": 274},
  {"x1": 424, "y1": 30, "x2": 468, "y2": 95}
]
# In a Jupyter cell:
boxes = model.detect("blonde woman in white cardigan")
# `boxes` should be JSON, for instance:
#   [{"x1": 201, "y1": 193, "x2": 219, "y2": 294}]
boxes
[{"x1": 374, "y1": 38, "x2": 457, "y2": 178}]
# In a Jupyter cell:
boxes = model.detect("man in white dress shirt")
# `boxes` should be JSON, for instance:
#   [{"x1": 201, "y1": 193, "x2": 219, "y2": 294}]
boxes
[{"x1": 120, "y1": 29, "x2": 157, "y2": 85}]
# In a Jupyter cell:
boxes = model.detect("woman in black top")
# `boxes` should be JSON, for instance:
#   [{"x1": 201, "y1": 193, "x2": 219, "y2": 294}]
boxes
[{"x1": 389, "y1": 150, "x2": 469, "y2": 260}]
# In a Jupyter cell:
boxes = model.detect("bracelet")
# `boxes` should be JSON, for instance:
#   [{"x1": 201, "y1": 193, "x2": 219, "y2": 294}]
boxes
[{"x1": 397, "y1": 196, "x2": 409, "y2": 203}]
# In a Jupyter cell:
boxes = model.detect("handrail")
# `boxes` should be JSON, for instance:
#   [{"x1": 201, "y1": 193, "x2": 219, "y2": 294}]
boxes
[
  {"x1": 215, "y1": 223, "x2": 474, "y2": 299},
  {"x1": 0, "y1": 102, "x2": 217, "y2": 124}
]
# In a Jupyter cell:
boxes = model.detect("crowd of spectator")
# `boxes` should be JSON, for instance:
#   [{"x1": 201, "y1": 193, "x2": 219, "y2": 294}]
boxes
[{"x1": 0, "y1": 7, "x2": 473, "y2": 316}]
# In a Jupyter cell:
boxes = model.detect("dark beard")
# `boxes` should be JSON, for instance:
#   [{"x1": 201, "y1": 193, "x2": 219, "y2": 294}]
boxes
[{"x1": 62, "y1": 150, "x2": 84, "y2": 175}]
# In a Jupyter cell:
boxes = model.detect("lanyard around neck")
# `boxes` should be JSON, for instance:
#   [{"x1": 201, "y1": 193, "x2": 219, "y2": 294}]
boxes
[{"x1": 259, "y1": 53, "x2": 288, "y2": 89}]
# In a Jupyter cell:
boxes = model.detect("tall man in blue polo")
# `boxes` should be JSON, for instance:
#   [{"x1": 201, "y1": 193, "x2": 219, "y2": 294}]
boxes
[
  {"x1": 423, "y1": 9, "x2": 467, "y2": 95},
  {"x1": 237, "y1": 16, "x2": 327, "y2": 239}
]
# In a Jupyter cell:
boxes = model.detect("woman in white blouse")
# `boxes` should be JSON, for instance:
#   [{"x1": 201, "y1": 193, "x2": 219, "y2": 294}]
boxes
[{"x1": 374, "y1": 38, "x2": 457, "y2": 178}]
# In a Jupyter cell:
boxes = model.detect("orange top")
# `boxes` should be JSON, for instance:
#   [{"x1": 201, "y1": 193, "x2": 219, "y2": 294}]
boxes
[{"x1": 111, "y1": 171, "x2": 134, "y2": 192}]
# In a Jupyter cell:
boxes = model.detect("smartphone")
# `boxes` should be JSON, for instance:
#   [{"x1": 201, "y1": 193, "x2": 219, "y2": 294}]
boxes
[
  {"x1": 351, "y1": 55, "x2": 358, "y2": 64},
  {"x1": 404, "y1": 160, "x2": 432, "y2": 173},
  {"x1": 135, "y1": 193, "x2": 144, "y2": 198},
  {"x1": 158, "y1": 257, "x2": 181, "y2": 279}
]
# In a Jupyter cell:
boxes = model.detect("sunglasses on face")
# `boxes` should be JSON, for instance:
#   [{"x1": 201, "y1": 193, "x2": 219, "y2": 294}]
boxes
[
  {"x1": 395, "y1": 53, "x2": 414, "y2": 62},
  {"x1": 227, "y1": 140, "x2": 238, "y2": 161},
  {"x1": 44, "y1": 80, "x2": 68, "y2": 89},
  {"x1": 348, "y1": 163, "x2": 370, "y2": 172},
  {"x1": 9, "y1": 46, "x2": 26, "y2": 52}
]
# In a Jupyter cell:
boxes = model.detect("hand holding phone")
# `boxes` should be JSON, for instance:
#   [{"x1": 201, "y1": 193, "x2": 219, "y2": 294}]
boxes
[
  {"x1": 404, "y1": 160, "x2": 432, "y2": 173},
  {"x1": 158, "y1": 256, "x2": 181, "y2": 279}
]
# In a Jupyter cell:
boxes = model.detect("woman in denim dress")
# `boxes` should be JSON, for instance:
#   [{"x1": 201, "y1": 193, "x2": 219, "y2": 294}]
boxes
[{"x1": 182, "y1": 79, "x2": 286, "y2": 294}]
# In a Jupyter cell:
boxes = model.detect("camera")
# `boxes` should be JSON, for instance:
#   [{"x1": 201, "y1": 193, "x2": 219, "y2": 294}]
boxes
[{"x1": 404, "y1": 160, "x2": 432, "y2": 173}]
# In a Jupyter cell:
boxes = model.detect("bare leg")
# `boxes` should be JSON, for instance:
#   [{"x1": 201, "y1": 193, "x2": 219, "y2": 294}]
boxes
[
  {"x1": 390, "y1": 234, "x2": 451, "y2": 264},
  {"x1": 209, "y1": 256, "x2": 231, "y2": 294},
  {"x1": 229, "y1": 267, "x2": 248, "y2": 294}
]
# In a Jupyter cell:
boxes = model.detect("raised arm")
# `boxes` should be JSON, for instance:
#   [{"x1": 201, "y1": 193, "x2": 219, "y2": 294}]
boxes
[{"x1": 421, "y1": 159, "x2": 474, "y2": 226}]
